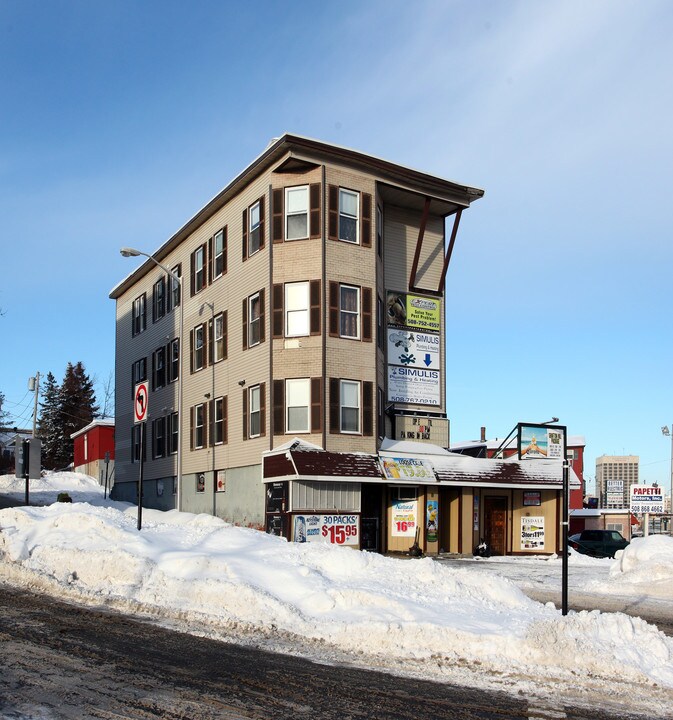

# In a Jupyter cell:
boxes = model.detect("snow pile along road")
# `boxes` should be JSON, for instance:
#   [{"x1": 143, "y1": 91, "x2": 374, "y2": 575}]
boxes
[{"x1": 1, "y1": 499, "x2": 673, "y2": 712}]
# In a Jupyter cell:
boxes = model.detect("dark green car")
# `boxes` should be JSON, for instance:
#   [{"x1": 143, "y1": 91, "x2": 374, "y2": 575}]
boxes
[{"x1": 568, "y1": 530, "x2": 629, "y2": 558}]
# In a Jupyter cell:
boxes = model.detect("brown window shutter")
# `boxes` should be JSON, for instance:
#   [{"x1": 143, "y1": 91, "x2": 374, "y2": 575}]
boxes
[
  {"x1": 190, "y1": 406, "x2": 195, "y2": 450},
  {"x1": 260, "y1": 383, "x2": 266, "y2": 437},
  {"x1": 223, "y1": 310, "x2": 228, "y2": 360},
  {"x1": 242, "y1": 297, "x2": 248, "y2": 350},
  {"x1": 259, "y1": 287, "x2": 266, "y2": 343},
  {"x1": 208, "y1": 320, "x2": 214, "y2": 365},
  {"x1": 309, "y1": 279, "x2": 321, "y2": 335},
  {"x1": 242, "y1": 208, "x2": 248, "y2": 262},
  {"x1": 361, "y1": 193, "x2": 372, "y2": 248},
  {"x1": 209, "y1": 399, "x2": 214, "y2": 447},
  {"x1": 310, "y1": 183, "x2": 321, "y2": 238},
  {"x1": 207, "y1": 239, "x2": 212, "y2": 285},
  {"x1": 328, "y1": 281, "x2": 339, "y2": 337},
  {"x1": 258, "y1": 196, "x2": 265, "y2": 250},
  {"x1": 272, "y1": 188, "x2": 284, "y2": 243},
  {"x1": 223, "y1": 396, "x2": 228, "y2": 444},
  {"x1": 328, "y1": 184, "x2": 338, "y2": 240},
  {"x1": 329, "y1": 378, "x2": 340, "y2": 434},
  {"x1": 242, "y1": 389, "x2": 248, "y2": 440},
  {"x1": 362, "y1": 287, "x2": 372, "y2": 342},
  {"x1": 311, "y1": 377, "x2": 322, "y2": 433},
  {"x1": 273, "y1": 379, "x2": 284, "y2": 435},
  {"x1": 363, "y1": 381, "x2": 373, "y2": 436},
  {"x1": 189, "y1": 330, "x2": 194, "y2": 374},
  {"x1": 272, "y1": 283, "x2": 284, "y2": 338},
  {"x1": 190, "y1": 250, "x2": 196, "y2": 297}
]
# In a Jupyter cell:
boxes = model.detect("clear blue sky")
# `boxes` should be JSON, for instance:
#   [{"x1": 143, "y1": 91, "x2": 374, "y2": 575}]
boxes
[{"x1": 2, "y1": 1, "x2": 672, "y2": 494}]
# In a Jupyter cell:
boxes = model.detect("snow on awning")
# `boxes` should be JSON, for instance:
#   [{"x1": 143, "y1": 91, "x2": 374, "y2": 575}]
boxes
[{"x1": 262, "y1": 439, "x2": 579, "y2": 489}]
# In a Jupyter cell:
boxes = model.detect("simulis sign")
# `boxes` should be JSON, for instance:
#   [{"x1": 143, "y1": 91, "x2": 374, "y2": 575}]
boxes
[{"x1": 630, "y1": 485, "x2": 664, "y2": 514}]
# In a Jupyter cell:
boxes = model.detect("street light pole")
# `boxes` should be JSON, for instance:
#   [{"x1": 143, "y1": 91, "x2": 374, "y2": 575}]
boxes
[{"x1": 121, "y1": 247, "x2": 184, "y2": 512}]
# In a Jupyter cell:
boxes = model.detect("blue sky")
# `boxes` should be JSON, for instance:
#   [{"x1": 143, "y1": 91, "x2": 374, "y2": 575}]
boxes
[{"x1": 1, "y1": 1, "x2": 672, "y2": 494}]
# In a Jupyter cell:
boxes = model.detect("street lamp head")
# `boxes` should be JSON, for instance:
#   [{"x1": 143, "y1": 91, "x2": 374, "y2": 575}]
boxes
[
  {"x1": 120, "y1": 247, "x2": 142, "y2": 257},
  {"x1": 662, "y1": 426, "x2": 670, "y2": 437}
]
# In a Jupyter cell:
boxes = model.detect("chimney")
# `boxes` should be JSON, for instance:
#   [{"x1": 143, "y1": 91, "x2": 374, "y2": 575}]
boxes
[{"x1": 480, "y1": 426, "x2": 486, "y2": 443}]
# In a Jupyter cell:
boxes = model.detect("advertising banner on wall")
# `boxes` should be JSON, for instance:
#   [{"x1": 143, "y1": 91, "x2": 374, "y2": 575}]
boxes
[
  {"x1": 386, "y1": 291, "x2": 441, "y2": 332},
  {"x1": 426, "y1": 500, "x2": 438, "y2": 542},
  {"x1": 381, "y1": 457, "x2": 435, "y2": 481},
  {"x1": 387, "y1": 329, "x2": 440, "y2": 370},
  {"x1": 518, "y1": 424, "x2": 566, "y2": 460},
  {"x1": 521, "y1": 516, "x2": 545, "y2": 550},
  {"x1": 293, "y1": 514, "x2": 359, "y2": 546},
  {"x1": 387, "y1": 366, "x2": 441, "y2": 405},
  {"x1": 391, "y1": 500, "x2": 417, "y2": 537}
]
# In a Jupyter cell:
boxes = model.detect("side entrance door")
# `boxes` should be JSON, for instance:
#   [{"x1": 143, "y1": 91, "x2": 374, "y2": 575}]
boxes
[{"x1": 484, "y1": 497, "x2": 508, "y2": 555}]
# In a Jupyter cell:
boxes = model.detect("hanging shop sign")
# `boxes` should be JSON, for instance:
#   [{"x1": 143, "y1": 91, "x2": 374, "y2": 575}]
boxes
[
  {"x1": 387, "y1": 329, "x2": 440, "y2": 370},
  {"x1": 386, "y1": 291, "x2": 441, "y2": 332},
  {"x1": 630, "y1": 485, "x2": 664, "y2": 515},
  {"x1": 517, "y1": 423, "x2": 566, "y2": 461},
  {"x1": 391, "y1": 500, "x2": 418, "y2": 537},
  {"x1": 387, "y1": 366, "x2": 441, "y2": 406},
  {"x1": 521, "y1": 516, "x2": 545, "y2": 550},
  {"x1": 293, "y1": 514, "x2": 359, "y2": 546},
  {"x1": 381, "y1": 456, "x2": 436, "y2": 481}
]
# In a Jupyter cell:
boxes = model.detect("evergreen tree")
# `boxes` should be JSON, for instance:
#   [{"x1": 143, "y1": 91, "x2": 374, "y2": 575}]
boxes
[
  {"x1": 0, "y1": 391, "x2": 9, "y2": 427},
  {"x1": 37, "y1": 372, "x2": 63, "y2": 469}
]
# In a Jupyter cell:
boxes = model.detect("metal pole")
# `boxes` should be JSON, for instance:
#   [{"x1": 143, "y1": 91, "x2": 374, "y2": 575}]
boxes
[
  {"x1": 31, "y1": 372, "x2": 40, "y2": 439},
  {"x1": 138, "y1": 422, "x2": 144, "y2": 531},
  {"x1": 670, "y1": 427, "x2": 673, "y2": 535},
  {"x1": 562, "y1": 459, "x2": 569, "y2": 616}
]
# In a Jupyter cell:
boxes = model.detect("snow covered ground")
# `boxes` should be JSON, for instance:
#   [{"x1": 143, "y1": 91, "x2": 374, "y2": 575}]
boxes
[{"x1": 1, "y1": 472, "x2": 673, "y2": 718}]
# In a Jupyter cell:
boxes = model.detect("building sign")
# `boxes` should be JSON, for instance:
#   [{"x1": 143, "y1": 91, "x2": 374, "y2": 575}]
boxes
[
  {"x1": 523, "y1": 491, "x2": 541, "y2": 507},
  {"x1": 396, "y1": 415, "x2": 449, "y2": 445},
  {"x1": 387, "y1": 366, "x2": 441, "y2": 405},
  {"x1": 381, "y1": 457, "x2": 435, "y2": 481},
  {"x1": 630, "y1": 485, "x2": 664, "y2": 514},
  {"x1": 521, "y1": 516, "x2": 545, "y2": 550},
  {"x1": 386, "y1": 291, "x2": 441, "y2": 332},
  {"x1": 606, "y1": 479, "x2": 624, "y2": 505},
  {"x1": 391, "y1": 500, "x2": 417, "y2": 537},
  {"x1": 293, "y1": 514, "x2": 359, "y2": 546},
  {"x1": 518, "y1": 424, "x2": 565, "y2": 460},
  {"x1": 387, "y1": 329, "x2": 440, "y2": 370},
  {"x1": 426, "y1": 500, "x2": 438, "y2": 542}
]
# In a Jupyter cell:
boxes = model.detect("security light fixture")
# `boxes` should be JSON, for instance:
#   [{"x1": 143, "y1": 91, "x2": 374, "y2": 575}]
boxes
[
  {"x1": 120, "y1": 247, "x2": 141, "y2": 257},
  {"x1": 662, "y1": 426, "x2": 670, "y2": 437}
]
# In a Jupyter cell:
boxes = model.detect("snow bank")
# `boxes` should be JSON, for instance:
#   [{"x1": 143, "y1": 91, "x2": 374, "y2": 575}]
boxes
[{"x1": 1, "y1": 500, "x2": 672, "y2": 700}]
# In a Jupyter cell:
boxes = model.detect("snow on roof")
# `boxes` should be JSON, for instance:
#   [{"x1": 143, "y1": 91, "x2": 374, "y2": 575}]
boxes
[
  {"x1": 70, "y1": 417, "x2": 115, "y2": 439},
  {"x1": 379, "y1": 437, "x2": 451, "y2": 456}
]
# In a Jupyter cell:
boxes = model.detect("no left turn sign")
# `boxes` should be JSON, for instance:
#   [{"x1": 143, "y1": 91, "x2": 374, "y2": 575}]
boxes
[{"x1": 134, "y1": 382, "x2": 149, "y2": 423}]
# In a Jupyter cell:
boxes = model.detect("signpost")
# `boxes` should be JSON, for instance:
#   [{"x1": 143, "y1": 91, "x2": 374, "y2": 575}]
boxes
[{"x1": 134, "y1": 381, "x2": 148, "y2": 530}]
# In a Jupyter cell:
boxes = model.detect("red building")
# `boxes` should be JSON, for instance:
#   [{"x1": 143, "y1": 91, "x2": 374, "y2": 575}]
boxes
[{"x1": 70, "y1": 419, "x2": 115, "y2": 487}]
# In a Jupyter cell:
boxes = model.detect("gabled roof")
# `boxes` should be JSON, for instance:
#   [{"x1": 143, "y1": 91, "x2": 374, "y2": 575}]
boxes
[
  {"x1": 70, "y1": 418, "x2": 115, "y2": 440},
  {"x1": 110, "y1": 134, "x2": 484, "y2": 299}
]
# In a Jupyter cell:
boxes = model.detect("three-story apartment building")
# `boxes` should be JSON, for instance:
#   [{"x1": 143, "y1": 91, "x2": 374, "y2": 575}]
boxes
[{"x1": 110, "y1": 134, "x2": 484, "y2": 542}]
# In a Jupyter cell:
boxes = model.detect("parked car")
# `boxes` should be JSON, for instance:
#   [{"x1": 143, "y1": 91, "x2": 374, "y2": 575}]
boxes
[{"x1": 567, "y1": 530, "x2": 629, "y2": 558}]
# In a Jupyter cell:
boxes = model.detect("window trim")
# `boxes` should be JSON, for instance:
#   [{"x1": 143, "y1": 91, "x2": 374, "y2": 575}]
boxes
[
  {"x1": 249, "y1": 200, "x2": 262, "y2": 256},
  {"x1": 285, "y1": 378, "x2": 310, "y2": 434},
  {"x1": 213, "y1": 312, "x2": 226, "y2": 362},
  {"x1": 213, "y1": 396, "x2": 225, "y2": 445},
  {"x1": 339, "y1": 284, "x2": 360, "y2": 339},
  {"x1": 249, "y1": 384, "x2": 262, "y2": 438},
  {"x1": 284, "y1": 185, "x2": 309, "y2": 241},
  {"x1": 169, "y1": 412, "x2": 179, "y2": 455},
  {"x1": 339, "y1": 188, "x2": 359, "y2": 244},
  {"x1": 153, "y1": 277, "x2": 166, "y2": 323},
  {"x1": 248, "y1": 292, "x2": 261, "y2": 347},
  {"x1": 132, "y1": 293, "x2": 146, "y2": 336},
  {"x1": 194, "y1": 403, "x2": 205, "y2": 449},
  {"x1": 170, "y1": 338, "x2": 179, "y2": 383},
  {"x1": 285, "y1": 281, "x2": 310, "y2": 338},
  {"x1": 213, "y1": 227, "x2": 226, "y2": 279},
  {"x1": 193, "y1": 323, "x2": 205, "y2": 372},
  {"x1": 194, "y1": 245, "x2": 206, "y2": 293},
  {"x1": 340, "y1": 379, "x2": 361, "y2": 435}
]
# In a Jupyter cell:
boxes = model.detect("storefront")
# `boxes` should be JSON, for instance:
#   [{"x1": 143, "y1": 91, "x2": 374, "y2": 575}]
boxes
[{"x1": 262, "y1": 439, "x2": 580, "y2": 556}]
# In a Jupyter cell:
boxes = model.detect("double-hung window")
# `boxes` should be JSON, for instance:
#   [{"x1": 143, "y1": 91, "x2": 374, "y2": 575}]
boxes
[
  {"x1": 132, "y1": 424, "x2": 144, "y2": 462},
  {"x1": 214, "y1": 228, "x2": 226, "y2": 279},
  {"x1": 169, "y1": 412, "x2": 179, "y2": 455},
  {"x1": 153, "y1": 346, "x2": 166, "y2": 389},
  {"x1": 340, "y1": 380, "x2": 360, "y2": 434},
  {"x1": 340, "y1": 285, "x2": 360, "y2": 339},
  {"x1": 286, "y1": 378, "x2": 310, "y2": 434},
  {"x1": 249, "y1": 385, "x2": 261, "y2": 438},
  {"x1": 285, "y1": 186, "x2": 308, "y2": 240},
  {"x1": 339, "y1": 189, "x2": 359, "y2": 243},
  {"x1": 153, "y1": 278, "x2": 165, "y2": 322},
  {"x1": 213, "y1": 397, "x2": 225, "y2": 445},
  {"x1": 194, "y1": 403, "x2": 205, "y2": 449},
  {"x1": 285, "y1": 282, "x2": 309, "y2": 337},
  {"x1": 132, "y1": 294, "x2": 146, "y2": 336},
  {"x1": 167, "y1": 264, "x2": 181, "y2": 312},
  {"x1": 153, "y1": 417, "x2": 165, "y2": 458},
  {"x1": 213, "y1": 312, "x2": 226, "y2": 362},
  {"x1": 170, "y1": 339, "x2": 179, "y2": 382},
  {"x1": 193, "y1": 324, "x2": 205, "y2": 371},
  {"x1": 194, "y1": 246, "x2": 206, "y2": 293},
  {"x1": 249, "y1": 293, "x2": 261, "y2": 347},
  {"x1": 249, "y1": 201, "x2": 261, "y2": 256}
]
